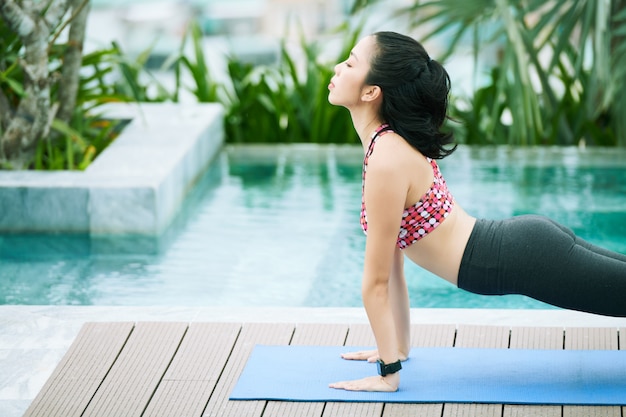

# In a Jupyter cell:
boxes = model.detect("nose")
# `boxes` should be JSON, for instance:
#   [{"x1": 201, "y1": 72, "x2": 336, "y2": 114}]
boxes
[{"x1": 334, "y1": 62, "x2": 341, "y2": 75}]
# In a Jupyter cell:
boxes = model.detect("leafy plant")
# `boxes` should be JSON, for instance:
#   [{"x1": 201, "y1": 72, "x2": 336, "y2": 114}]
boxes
[
  {"x1": 0, "y1": 0, "x2": 173, "y2": 170},
  {"x1": 399, "y1": 0, "x2": 626, "y2": 146},
  {"x1": 448, "y1": 68, "x2": 509, "y2": 145},
  {"x1": 0, "y1": 0, "x2": 93, "y2": 169},
  {"x1": 160, "y1": 17, "x2": 362, "y2": 145},
  {"x1": 167, "y1": 20, "x2": 221, "y2": 103},
  {"x1": 280, "y1": 23, "x2": 361, "y2": 144},
  {"x1": 33, "y1": 42, "x2": 169, "y2": 170},
  {"x1": 222, "y1": 60, "x2": 286, "y2": 143},
  {"x1": 220, "y1": 22, "x2": 361, "y2": 144}
]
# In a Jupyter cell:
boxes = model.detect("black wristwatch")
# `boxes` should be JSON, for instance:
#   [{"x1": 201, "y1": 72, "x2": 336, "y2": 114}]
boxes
[{"x1": 376, "y1": 359, "x2": 402, "y2": 376}]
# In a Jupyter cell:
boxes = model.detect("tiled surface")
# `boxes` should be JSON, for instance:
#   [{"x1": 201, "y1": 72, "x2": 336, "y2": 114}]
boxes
[{"x1": 3, "y1": 306, "x2": 626, "y2": 417}]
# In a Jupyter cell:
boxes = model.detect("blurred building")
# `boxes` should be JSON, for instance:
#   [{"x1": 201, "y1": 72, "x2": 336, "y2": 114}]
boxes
[{"x1": 87, "y1": 0, "x2": 354, "y2": 67}]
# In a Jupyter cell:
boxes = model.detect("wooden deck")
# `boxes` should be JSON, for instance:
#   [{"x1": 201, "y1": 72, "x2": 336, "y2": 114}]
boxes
[{"x1": 23, "y1": 322, "x2": 625, "y2": 417}]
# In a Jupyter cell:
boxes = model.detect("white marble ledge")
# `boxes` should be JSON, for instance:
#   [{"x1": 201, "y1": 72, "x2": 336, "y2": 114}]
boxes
[
  {"x1": 0, "y1": 102, "x2": 225, "y2": 235},
  {"x1": 2, "y1": 306, "x2": 626, "y2": 349}
]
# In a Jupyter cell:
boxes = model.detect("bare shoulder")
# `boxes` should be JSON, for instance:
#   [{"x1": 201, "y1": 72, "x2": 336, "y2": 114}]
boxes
[
  {"x1": 368, "y1": 132, "x2": 436, "y2": 209},
  {"x1": 368, "y1": 132, "x2": 430, "y2": 177},
  {"x1": 368, "y1": 132, "x2": 407, "y2": 168}
]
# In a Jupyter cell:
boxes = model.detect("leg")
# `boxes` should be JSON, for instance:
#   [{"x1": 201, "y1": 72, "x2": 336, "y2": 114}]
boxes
[
  {"x1": 459, "y1": 215, "x2": 626, "y2": 317},
  {"x1": 542, "y1": 217, "x2": 626, "y2": 262},
  {"x1": 501, "y1": 216, "x2": 626, "y2": 316}
]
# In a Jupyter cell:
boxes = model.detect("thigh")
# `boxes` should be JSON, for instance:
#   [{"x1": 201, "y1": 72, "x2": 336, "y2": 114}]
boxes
[
  {"x1": 501, "y1": 215, "x2": 626, "y2": 316},
  {"x1": 540, "y1": 216, "x2": 626, "y2": 262},
  {"x1": 498, "y1": 215, "x2": 575, "y2": 292}
]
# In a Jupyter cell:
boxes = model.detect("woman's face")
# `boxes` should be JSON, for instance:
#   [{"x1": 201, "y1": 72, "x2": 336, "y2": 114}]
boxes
[{"x1": 328, "y1": 35, "x2": 377, "y2": 109}]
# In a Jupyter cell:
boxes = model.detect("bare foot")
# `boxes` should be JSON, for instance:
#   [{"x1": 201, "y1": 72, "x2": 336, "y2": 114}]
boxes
[{"x1": 329, "y1": 374, "x2": 399, "y2": 392}]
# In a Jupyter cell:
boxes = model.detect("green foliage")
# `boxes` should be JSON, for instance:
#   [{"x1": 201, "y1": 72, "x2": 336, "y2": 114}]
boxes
[
  {"x1": 5, "y1": 0, "x2": 623, "y2": 172},
  {"x1": 0, "y1": 18, "x2": 24, "y2": 111},
  {"x1": 2, "y1": 9, "x2": 361, "y2": 171},
  {"x1": 223, "y1": 61, "x2": 285, "y2": 143},
  {"x1": 168, "y1": 20, "x2": 220, "y2": 103},
  {"x1": 448, "y1": 68, "x2": 508, "y2": 146},
  {"x1": 348, "y1": 0, "x2": 381, "y2": 15},
  {"x1": 38, "y1": 42, "x2": 169, "y2": 170},
  {"x1": 0, "y1": 12, "x2": 171, "y2": 170},
  {"x1": 280, "y1": 24, "x2": 361, "y2": 144},
  {"x1": 169, "y1": 20, "x2": 359, "y2": 144},
  {"x1": 222, "y1": 28, "x2": 359, "y2": 144},
  {"x1": 399, "y1": 0, "x2": 625, "y2": 146}
]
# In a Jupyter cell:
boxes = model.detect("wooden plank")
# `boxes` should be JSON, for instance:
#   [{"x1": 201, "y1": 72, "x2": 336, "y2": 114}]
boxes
[
  {"x1": 202, "y1": 323, "x2": 295, "y2": 417},
  {"x1": 507, "y1": 326, "x2": 563, "y2": 350},
  {"x1": 322, "y1": 324, "x2": 384, "y2": 417},
  {"x1": 24, "y1": 321, "x2": 626, "y2": 417},
  {"x1": 563, "y1": 327, "x2": 621, "y2": 417},
  {"x1": 82, "y1": 322, "x2": 189, "y2": 417},
  {"x1": 263, "y1": 323, "x2": 350, "y2": 417},
  {"x1": 142, "y1": 322, "x2": 241, "y2": 417},
  {"x1": 443, "y1": 325, "x2": 509, "y2": 417},
  {"x1": 323, "y1": 401, "x2": 383, "y2": 417},
  {"x1": 563, "y1": 327, "x2": 618, "y2": 350},
  {"x1": 502, "y1": 327, "x2": 563, "y2": 417},
  {"x1": 453, "y1": 325, "x2": 510, "y2": 349},
  {"x1": 23, "y1": 322, "x2": 134, "y2": 417},
  {"x1": 410, "y1": 324, "x2": 457, "y2": 348},
  {"x1": 384, "y1": 324, "x2": 456, "y2": 417},
  {"x1": 264, "y1": 401, "x2": 326, "y2": 417}
]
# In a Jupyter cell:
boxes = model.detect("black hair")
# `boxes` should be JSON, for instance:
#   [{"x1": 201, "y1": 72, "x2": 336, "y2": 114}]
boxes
[{"x1": 366, "y1": 31, "x2": 456, "y2": 159}]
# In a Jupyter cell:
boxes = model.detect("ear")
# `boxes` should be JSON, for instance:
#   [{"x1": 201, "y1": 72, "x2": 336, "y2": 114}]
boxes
[{"x1": 361, "y1": 85, "x2": 382, "y2": 102}]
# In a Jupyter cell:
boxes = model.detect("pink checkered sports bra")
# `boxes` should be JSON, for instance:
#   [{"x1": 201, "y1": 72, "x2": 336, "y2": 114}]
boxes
[{"x1": 360, "y1": 124, "x2": 454, "y2": 249}]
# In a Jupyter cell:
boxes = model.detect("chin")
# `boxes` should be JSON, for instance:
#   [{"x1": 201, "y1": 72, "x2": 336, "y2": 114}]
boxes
[{"x1": 327, "y1": 90, "x2": 345, "y2": 107}]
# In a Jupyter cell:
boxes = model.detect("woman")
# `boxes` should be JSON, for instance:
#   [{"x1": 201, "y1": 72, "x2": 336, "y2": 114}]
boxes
[{"x1": 326, "y1": 31, "x2": 626, "y2": 392}]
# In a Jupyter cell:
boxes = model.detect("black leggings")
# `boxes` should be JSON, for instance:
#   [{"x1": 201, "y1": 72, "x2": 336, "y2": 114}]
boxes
[{"x1": 458, "y1": 215, "x2": 626, "y2": 317}]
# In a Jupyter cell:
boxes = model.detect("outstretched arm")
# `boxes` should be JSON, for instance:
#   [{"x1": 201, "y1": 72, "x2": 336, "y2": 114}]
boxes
[
  {"x1": 338, "y1": 248, "x2": 410, "y2": 363},
  {"x1": 330, "y1": 149, "x2": 408, "y2": 392}
]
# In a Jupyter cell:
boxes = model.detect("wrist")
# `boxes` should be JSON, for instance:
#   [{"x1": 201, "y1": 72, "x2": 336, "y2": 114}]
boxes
[
  {"x1": 376, "y1": 358, "x2": 402, "y2": 376},
  {"x1": 380, "y1": 371, "x2": 400, "y2": 391}
]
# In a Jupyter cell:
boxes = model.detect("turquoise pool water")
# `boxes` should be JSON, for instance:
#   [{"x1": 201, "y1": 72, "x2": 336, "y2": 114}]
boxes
[{"x1": 1, "y1": 145, "x2": 625, "y2": 308}]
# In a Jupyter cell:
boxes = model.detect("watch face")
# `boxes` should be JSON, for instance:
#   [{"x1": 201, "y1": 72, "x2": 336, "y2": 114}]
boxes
[
  {"x1": 377, "y1": 360, "x2": 384, "y2": 376},
  {"x1": 377, "y1": 359, "x2": 401, "y2": 376}
]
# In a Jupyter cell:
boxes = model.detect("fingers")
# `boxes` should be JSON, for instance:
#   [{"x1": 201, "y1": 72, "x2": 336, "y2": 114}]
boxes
[
  {"x1": 329, "y1": 380, "x2": 363, "y2": 391},
  {"x1": 339, "y1": 349, "x2": 408, "y2": 362},
  {"x1": 329, "y1": 376, "x2": 398, "y2": 392},
  {"x1": 340, "y1": 349, "x2": 378, "y2": 361}
]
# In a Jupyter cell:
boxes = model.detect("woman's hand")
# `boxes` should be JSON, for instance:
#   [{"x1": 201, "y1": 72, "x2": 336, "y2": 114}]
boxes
[
  {"x1": 340, "y1": 349, "x2": 379, "y2": 362},
  {"x1": 329, "y1": 373, "x2": 400, "y2": 392},
  {"x1": 330, "y1": 350, "x2": 405, "y2": 392},
  {"x1": 340, "y1": 349, "x2": 408, "y2": 363}
]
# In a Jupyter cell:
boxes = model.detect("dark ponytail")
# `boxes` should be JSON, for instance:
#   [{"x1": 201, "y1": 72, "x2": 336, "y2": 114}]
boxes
[{"x1": 366, "y1": 32, "x2": 456, "y2": 159}]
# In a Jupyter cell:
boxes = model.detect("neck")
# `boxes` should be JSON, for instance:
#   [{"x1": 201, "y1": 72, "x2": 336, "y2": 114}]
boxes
[{"x1": 349, "y1": 109, "x2": 384, "y2": 150}]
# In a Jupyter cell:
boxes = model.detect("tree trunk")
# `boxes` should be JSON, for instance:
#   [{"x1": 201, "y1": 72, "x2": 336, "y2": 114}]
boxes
[
  {"x1": 57, "y1": 0, "x2": 90, "y2": 124},
  {"x1": 0, "y1": 0, "x2": 70, "y2": 169}
]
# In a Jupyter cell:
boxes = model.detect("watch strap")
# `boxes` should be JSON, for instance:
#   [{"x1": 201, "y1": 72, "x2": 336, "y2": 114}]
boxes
[{"x1": 377, "y1": 359, "x2": 402, "y2": 376}]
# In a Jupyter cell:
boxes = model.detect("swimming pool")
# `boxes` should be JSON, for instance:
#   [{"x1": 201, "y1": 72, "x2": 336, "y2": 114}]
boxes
[{"x1": 1, "y1": 145, "x2": 625, "y2": 309}]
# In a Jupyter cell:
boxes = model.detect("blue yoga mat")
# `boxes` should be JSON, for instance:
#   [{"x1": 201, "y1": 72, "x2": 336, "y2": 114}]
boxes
[{"x1": 230, "y1": 345, "x2": 626, "y2": 405}]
